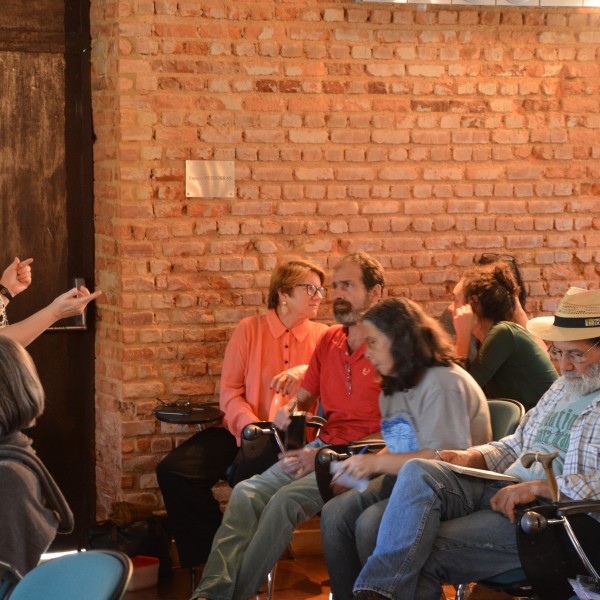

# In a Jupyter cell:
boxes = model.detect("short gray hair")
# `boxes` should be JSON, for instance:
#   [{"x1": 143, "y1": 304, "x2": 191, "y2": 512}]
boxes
[{"x1": 0, "y1": 336, "x2": 45, "y2": 435}]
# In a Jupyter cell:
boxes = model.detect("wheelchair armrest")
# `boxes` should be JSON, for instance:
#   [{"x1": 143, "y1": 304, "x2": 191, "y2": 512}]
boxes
[
  {"x1": 242, "y1": 415, "x2": 321, "y2": 452},
  {"x1": 556, "y1": 501, "x2": 600, "y2": 518},
  {"x1": 348, "y1": 440, "x2": 386, "y2": 453},
  {"x1": 314, "y1": 441, "x2": 387, "y2": 503},
  {"x1": 315, "y1": 441, "x2": 386, "y2": 466},
  {"x1": 306, "y1": 415, "x2": 327, "y2": 429}
]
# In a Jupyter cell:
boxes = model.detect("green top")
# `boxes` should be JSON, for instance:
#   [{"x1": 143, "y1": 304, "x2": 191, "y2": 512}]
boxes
[{"x1": 469, "y1": 321, "x2": 558, "y2": 410}]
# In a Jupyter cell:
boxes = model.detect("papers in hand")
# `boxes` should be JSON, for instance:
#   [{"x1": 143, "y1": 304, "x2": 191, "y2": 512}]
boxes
[
  {"x1": 330, "y1": 461, "x2": 369, "y2": 492},
  {"x1": 442, "y1": 462, "x2": 519, "y2": 482}
]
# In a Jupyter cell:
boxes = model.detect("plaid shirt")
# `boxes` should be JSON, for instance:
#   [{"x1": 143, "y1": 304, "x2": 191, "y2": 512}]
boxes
[{"x1": 474, "y1": 378, "x2": 600, "y2": 501}]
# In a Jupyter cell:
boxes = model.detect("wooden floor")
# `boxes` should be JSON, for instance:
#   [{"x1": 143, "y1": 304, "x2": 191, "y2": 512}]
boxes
[
  {"x1": 122, "y1": 519, "x2": 511, "y2": 600},
  {"x1": 123, "y1": 518, "x2": 330, "y2": 600}
]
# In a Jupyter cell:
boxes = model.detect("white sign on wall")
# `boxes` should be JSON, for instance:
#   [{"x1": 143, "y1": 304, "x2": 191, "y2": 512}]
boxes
[{"x1": 186, "y1": 160, "x2": 235, "y2": 198}]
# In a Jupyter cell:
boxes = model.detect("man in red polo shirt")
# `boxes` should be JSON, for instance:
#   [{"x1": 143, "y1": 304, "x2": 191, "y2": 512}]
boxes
[{"x1": 193, "y1": 252, "x2": 384, "y2": 600}]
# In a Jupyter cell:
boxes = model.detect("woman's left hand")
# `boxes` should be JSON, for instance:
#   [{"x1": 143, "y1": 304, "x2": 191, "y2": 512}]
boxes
[
  {"x1": 279, "y1": 448, "x2": 318, "y2": 479},
  {"x1": 50, "y1": 286, "x2": 102, "y2": 319},
  {"x1": 336, "y1": 454, "x2": 379, "y2": 479}
]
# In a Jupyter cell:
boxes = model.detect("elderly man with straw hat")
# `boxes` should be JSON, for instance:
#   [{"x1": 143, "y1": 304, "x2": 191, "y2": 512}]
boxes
[{"x1": 349, "y1": 287, "x2": 600, "y2": 600}]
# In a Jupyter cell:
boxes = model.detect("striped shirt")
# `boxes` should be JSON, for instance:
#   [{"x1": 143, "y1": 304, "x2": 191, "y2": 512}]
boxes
[{"x1": 475, "y1": 378, "x2": 600, "y2": 502}]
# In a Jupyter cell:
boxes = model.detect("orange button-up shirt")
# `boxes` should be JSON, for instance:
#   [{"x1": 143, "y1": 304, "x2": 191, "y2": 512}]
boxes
[{"x1": 219, "y1": 309, "x2": 329, "y2": 442}]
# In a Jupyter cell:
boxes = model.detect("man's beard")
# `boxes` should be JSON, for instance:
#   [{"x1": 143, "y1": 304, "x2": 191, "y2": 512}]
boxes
[
  {"x1": 562, "y1": 361, "x2": 600, "y2": 396},
  {"x1": 333, "y1": 299, "x2": 366, "y2": 325}
]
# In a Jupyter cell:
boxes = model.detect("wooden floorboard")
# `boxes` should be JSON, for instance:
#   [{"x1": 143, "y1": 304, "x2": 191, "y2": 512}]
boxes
[
  {"x1": 122, "y1": 519, "x2": 508, "y2": 600},
  {"x1": 123, "y1": 520, "x2": 330, "y2": 600}
]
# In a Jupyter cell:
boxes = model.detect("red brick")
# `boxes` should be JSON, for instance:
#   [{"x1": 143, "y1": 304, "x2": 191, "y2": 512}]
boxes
[{"x1": 92, "y1": 1, "x2": 600, "y2": 513}]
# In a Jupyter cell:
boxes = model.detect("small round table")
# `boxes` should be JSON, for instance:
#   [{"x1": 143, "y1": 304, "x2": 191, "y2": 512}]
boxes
[{"x1": 153, "y1": 403, "x2": 224, "y2": 428}]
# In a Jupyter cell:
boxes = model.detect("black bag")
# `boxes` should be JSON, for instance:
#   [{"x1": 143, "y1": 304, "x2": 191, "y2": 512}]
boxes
[{"x1": 80, "y1": 516, "x2": 172, "y2": 576}]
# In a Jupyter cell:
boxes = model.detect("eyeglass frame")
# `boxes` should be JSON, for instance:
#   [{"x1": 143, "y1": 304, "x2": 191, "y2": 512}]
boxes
[
  {"x1": 548, "y1": 340, "x2": 600, "y2": 364},
  {"x1": 294, "y1": 283, "x2": 327, "y2": 298}
]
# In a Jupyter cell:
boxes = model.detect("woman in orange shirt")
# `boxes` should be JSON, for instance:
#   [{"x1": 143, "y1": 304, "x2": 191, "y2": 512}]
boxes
[{"x1": 157, "y1": 260, "x2": 329, "y2": 568}]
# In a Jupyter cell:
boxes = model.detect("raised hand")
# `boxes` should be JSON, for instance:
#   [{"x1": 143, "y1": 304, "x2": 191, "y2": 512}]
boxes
[
  {"x1": 1, "y1": 257, "x2": 33, "y2": 297},
  {"x1": 49, "y1": 286, "x2": 102, "y2": 320}
]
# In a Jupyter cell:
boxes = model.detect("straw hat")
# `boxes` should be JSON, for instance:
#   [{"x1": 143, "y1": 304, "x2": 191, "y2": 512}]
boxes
[{"x1": 527, "y1": 287, "x2": 600, "y2": 342}]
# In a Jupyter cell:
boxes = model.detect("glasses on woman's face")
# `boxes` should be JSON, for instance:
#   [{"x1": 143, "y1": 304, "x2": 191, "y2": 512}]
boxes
[
  {"x1": 295, "y1": 283, "x2": 327, "y2": 298},
  {"x1": 548, "y1": 341, "x2": 600, "y2": 364},
  {"x1": 479, "y1": 253, "x2": 516, "y2": 264}
]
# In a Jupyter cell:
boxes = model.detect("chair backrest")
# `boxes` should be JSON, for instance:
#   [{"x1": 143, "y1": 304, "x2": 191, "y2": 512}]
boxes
[
  {"x1": 488, "y1": 398, "x2": 526, "y2": 441},
  {"x1": 8, "y1": 550, "x2": 132, "y2": 600}
]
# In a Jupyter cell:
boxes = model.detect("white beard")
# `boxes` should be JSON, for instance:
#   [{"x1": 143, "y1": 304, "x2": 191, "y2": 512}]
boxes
[{"x1": 562, "y1": 361, "x2": 600, "y2": 397}]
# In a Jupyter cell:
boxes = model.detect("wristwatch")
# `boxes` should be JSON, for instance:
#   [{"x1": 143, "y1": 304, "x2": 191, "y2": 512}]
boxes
[{"x1": 0, "y1": 285, "x2": 13, "y2": 301}]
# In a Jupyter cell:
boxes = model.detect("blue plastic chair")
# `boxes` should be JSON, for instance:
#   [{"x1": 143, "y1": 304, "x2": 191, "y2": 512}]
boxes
[
  {"x1": 454, "y1": 398, "x2": 527, "y2": 599},
  {"x1": 8, "y1": 550, "x2": 132, "y2": 600},
  {"x1": 487, "y1": 398, "x2": 525, "y2": 442}
]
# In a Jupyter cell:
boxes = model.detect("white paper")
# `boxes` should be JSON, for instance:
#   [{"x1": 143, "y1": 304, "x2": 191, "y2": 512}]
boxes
[
  {"x1": 442, "y1": 462, "x2": 520, "y2": 482},
  {"x1": 330, "y1": 461, "x2": 370, "y2": 492}
]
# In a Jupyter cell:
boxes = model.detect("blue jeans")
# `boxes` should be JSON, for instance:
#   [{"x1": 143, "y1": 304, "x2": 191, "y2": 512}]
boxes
[
  {"x1": 192, "y1": 439, "x2": 326, "y2": 600},
  {"x1": 321, "y1": 475, "x2": 396, "y2": 600},
  {"x1": 354, "y1": 459, "x2": 521, "y2": 600}
]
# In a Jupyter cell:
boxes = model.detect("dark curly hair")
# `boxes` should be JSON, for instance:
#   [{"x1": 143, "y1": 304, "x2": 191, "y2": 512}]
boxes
[
  {"x1": 361, "y1": 297, "x2": 456, "y2": 395},
  {"x1": 461, "y1": 262, "x2": 518, "y2": 324},
  {"x1": 477, "y1": 254, "x2": 526, "y2": 306}
]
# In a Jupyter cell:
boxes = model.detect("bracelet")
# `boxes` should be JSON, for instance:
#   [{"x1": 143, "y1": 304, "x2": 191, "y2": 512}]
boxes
[{"x1": 0, "y1": 285, "x2": 13, "y2": 301}]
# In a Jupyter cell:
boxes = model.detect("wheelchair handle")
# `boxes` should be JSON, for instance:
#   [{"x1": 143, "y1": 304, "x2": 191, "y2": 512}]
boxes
[
  {"x1": 242, "y1": 424, "x2": 273, "y2": 441},
  {"x1": 242, "y1": 423, "x2": 285, "y2": 452},
  {"x1": 520, "y1": 511, "x2": 549, "y2": 534},
  {"x1": 316, "y1": 448, "x2": 354, "y2": 465}
]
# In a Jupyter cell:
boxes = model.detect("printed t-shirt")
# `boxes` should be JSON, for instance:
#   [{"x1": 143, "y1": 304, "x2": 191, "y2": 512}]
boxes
[
  {"x1": 505, "y1": 389, "x2": 598, "y2": 481},
  {"x1": 379, "y1": 363, "x2": 491, "y2": 453}
]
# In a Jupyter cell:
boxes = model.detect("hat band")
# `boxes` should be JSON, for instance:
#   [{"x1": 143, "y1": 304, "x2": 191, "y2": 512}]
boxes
[{"x1": 554, "y1": 315, "x2": 600, "y2": 328}]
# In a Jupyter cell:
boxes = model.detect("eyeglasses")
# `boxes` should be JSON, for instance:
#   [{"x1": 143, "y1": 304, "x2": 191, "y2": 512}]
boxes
[
  {"x1": 345, "y1": 360, "x2": 352, "y2": 396},
  {"x1": 295, "y1": 283, "x2": 327, "y2": 298},
  {"x1": 548, "y1": 341, "x2": 600, "y2": 364},
  {"x1": 479, "y1": 253, "x2": 516, "y2": 265}
]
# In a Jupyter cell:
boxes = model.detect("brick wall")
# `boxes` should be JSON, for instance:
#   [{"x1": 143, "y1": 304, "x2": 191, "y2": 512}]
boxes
[{"x1": 90, "y1": 0, "x2": 600, "y2": 515}]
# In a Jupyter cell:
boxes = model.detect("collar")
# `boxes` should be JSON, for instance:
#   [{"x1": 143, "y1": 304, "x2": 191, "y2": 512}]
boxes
[
  {"x1": 331, "y1": 324, "x2": 367, "y2": 360},
  {"x1": 554, "y1": 378, "x2": 600, "y2": 412},
  {"x1": 266, "y1": 308, "x2": 311, "y2": 343}
]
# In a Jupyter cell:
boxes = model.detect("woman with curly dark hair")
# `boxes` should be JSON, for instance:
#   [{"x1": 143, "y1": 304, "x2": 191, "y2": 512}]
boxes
[
  {"x1": 451, "y1": 262, "x2": 557, "y2": 410},
  {"x1": 321, "y1": 297, "x2": 491, "y2": 600}
]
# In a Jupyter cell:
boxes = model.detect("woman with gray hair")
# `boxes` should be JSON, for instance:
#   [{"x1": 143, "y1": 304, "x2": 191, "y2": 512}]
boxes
[{"x1": 0, "y1": 337, "x2": 73, "y2": 580}]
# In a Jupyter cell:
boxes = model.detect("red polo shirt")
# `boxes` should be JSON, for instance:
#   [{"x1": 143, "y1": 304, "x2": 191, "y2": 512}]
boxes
[{"x1": 301, "y1": 325, "x2": 381, "y2": 445}]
